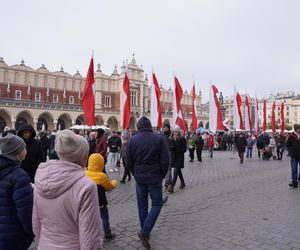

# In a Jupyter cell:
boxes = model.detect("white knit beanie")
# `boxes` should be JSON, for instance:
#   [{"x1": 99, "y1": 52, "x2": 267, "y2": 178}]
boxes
[{"x1": 55, "y1": 130, "x2": 89, "y2": 164}]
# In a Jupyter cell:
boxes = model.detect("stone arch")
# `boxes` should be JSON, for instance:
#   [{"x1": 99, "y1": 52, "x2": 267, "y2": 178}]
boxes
[
  {"x1": 107, "y1": 116, "x2": 118, "y2": 131},
  {"x1": 16, "y1": 110, "x2": 34, "y2": 130},
  {"x1": 95, "y1": 115, "x2": 104, "y2": 126},
  {"x1": 38, "y1": 112, "x2": 54, "y2": 131},
  {"x1": 57, "y1": 113, "x2": 72, "y2": 130},
  {"x1": 205, "y1": 122, "x2": 209, "y2": 129},
  {"x1": 76, "y1": 114, "x2": 86, "y2": 125},
  {"x1": 129, "y1": 116, "x2": 137, "y2": 130},
  {"x1": 0, "y1": 109, "x2": 12, "y2": 132},
  {"x1": 198, "y1": 121, "x2": 204, "y2": 128}
]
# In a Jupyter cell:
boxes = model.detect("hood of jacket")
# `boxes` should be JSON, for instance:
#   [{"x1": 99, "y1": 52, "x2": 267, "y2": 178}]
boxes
[
  {"x1": 17, "y1": 124, "x2": 36, "y2": 141},
  {"x1": 35, "y1": 160, "x2": 85, "y2": 199},
  {"x1": 85, "y1": 153, "x2": 104, "y2": 185}
]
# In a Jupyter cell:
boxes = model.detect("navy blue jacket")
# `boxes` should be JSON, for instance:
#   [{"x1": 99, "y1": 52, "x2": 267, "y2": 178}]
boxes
[
  {"x1": 125, "y1": 129, "x2": 169, "y2": 185},
  {"x1": 0, "y1": 155, "x2": 34, "y2": 250}
]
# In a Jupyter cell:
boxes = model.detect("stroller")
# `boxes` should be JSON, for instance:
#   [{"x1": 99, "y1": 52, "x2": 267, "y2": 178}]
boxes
[{"x1": 262, "y1": 139, "x2": 277, "y2": 160}]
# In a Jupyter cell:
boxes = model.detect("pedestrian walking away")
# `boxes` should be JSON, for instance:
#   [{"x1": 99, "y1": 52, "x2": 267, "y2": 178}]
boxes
[
  {"x1": 246, "y1": 135, "x2": 255, "y2": 158},
  {"x1": 32, "y1": 130, "x2": 103, "y2": 249},
  {"x1": 86, "y1": 153, "x2": 118, "y2": 240},
  {"x1": 125, "y1": 116, "x2": 169, "y2": 249},
  {"x1": 195, "y1": 133, "x2": 204, "y2": 163},
  {"x1": 119, "y1": 136, "x2": 131, "y2": 183},
  {"x1": 286, "y1": 124, "x2": 300, "y2": 188}
]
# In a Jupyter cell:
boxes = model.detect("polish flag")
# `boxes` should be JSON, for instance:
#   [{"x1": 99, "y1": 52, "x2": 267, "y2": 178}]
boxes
[
  {"x1": 254, "y1": 97, "x2": 259, "y2": 134},
  {"x1": 150, "y1": 73, "x2": 162, "y2": 128},
  {"x1": 233, "y1": 87, "x2": 243, "y2": 130},
  {"x1": 280, "y1": 102, "x2": 285, "y2": 134},
  {"x1": 173, "y1": 77, "x2": 186, "y2": 132},
  {"x1": 191, "y1": 84, "x2": 197, "y2": 131},
  {"x1": 271, "y1": 101, "x2": 276, "y2": 133},
  {"x1": 122, "y1": 72, "x2": 131, "y2": 129},
  {"x1": 262, "y1": 99, "x2": 267, "y2": 131},
  {"x1": 209, "y1": 85, "x2": 223, "y2": 133},
  {"x1": 82, "y1": 57, "x2": 95, "y2": 126},
  {"x1": 244, "y1": 95, "x2": 252, "y2": 131}
]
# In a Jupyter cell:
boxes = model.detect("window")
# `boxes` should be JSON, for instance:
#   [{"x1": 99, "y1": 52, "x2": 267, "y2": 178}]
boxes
[
  {"x1": 53, "y1": 94, "x2": 59, "y2": 103},
  {"x1": 287, "y1": 106, "x2": 289, "y2": 110},
  {"x1": 105, "y1": 96, "x2": 111, "y2": 107},
  {"x1": 130, "y1": 91, "x2": 138, "y2": 107},
  {"x1": 15, "y1": 90, "x2": 21, "y2": 100},
  {"x1": 35, "y1": 92, "x2": 41, "y2": 102},
  {"x1": 69, "y1": 96, "x2": 74, "y2": 104}
]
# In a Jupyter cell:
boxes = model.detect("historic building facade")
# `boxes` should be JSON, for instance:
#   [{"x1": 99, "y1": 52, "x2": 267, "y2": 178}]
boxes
[{"x1": 0, "y1": 56, "x2": 208, "y2": 132}]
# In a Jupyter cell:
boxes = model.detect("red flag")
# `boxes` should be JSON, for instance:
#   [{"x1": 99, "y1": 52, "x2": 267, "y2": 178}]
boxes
[
  {"x1": 236, "y1": 92, "x2": 244, "y2": 129},
  {"x1": 122, "y1": 73, "x2": 131, "y2": 129},
  {"x1": 245, "y1": 95, "x2": 252, "y2": 131},
  {"x1": 263, "y1": 99, "x2": 267, "y2": 131},
  {"x1": 152, "y1": 73, "x2": 162, "y2": 128},
  {"x1": 82, "y1": 57, "x2": 95, "y2": 126},
  {"x1": 212, "y1": 85, "x2": 224, "y2": 130},
  {"x1": 280, "y1": 102, "x2": 285, "y2": 134},
  {"x1": 173, "y1": 77, "x2": 186, "y2": 132},
  {"x1": 271, "y1": 101, "x2": 276, "y2": 133},
  {"x1": 191, "y1": 84, "x2": 197, "y2": 131}
]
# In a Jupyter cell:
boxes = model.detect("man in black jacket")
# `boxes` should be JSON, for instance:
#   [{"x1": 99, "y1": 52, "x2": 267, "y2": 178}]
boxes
[
  {"x1": 195, "y1": 133, "x2": 204, "y2": 162},
  {"x1": 107, "y1": 131, "x2": 122, "y2": 172},
  {"x1": 126, "y1": 117, "x2": 169, "y2": 249},
  {"x1": 287, "y1": 124, "x2": 300, "y2": 188},
  {"x1": 18, "y1": 124, "x2": 43, "y2": 183},
  {"x1": 235, "y1": 132, "x2": 247, "y2": 164}
]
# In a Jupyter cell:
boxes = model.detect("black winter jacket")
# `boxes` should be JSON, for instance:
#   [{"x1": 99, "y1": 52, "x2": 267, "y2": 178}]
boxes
[
  {"x1": 287, "y1": 133, "x2": 300, "y2": 160},
  {"x1": 169, "y1": 137, "x2": 187, "y2": 169},
  {"x1": 0, "y1": 155, "x2": 34, "y2": 250},
  {"x1": 18, "y1": 124, "x2": 43, "y2": 183}
]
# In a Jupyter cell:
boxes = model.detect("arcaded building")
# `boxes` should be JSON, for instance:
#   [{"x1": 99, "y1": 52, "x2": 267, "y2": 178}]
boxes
[{"x1": 0, "y1": 55, "x2": 208, "y2": 132}]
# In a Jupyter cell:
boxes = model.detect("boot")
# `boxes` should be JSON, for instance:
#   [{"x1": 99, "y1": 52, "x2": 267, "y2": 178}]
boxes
[
  {"x1": 179, "y1": 182, "x2": 185, "y2": 189},
  {"x1": 167, "y1": 184, "x2": 174, "y2": 193},
  {"x1": 104, "y1": 230, "x2": 116, "y2": 241}
]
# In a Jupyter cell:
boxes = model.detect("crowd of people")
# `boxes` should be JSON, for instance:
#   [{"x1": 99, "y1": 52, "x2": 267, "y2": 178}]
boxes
[{"x1": 0, "y1": 120, "x2": 299, "y2": 249}]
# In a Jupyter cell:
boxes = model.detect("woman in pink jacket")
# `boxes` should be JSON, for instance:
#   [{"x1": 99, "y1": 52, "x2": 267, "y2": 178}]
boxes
[{"x1": 33, "y1": 130, "x2": 103, "y2": 250}]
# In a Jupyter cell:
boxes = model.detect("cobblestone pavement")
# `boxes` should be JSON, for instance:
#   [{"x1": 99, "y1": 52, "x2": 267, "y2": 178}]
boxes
[{"x1": 30, "y1": 150, "x2": 300, "y2": 250}]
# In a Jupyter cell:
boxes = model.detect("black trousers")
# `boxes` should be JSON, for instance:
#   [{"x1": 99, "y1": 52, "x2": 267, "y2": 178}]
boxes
[
  {"x1": 189, "y1": 148, "x2": 195, "y2": 161},
  {"x1": 172, "y1": 168, "x2": 184, "y2": 186},
  {"x1": 121, "y1": 157, "x2": 131, "y2": 181},
  {"x1": 196, "y1": 148, "x2": 202, "y2": 162},
  {"x1": 277, "y1": 148, "x2": 284, "y2": 160},
  {"x1": 238, "y1": 151, "x2": 244, "y2": 162}
]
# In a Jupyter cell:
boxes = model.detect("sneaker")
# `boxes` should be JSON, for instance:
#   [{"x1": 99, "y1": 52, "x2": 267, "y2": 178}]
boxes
[
  {"x1": 138, "y1": 231, "x2": 150, "y2": 249},
  {"x1": 167, "y1": 185, "x2": 174, "y2": 193},
  {"x1": 109, "y1": 169, "x2": 114, "y2": 172},
  {"x1": 120, "y1": 180, "x2": 125, "y2": 184},
  {"x1": 114, "y1": 168, "x2": 119, "y2": 172},
  {"x1": 104, "y1": 230, "x2": 116, "y2": 241},
  {"x1": 289, "y1": 182, "x2": 298, "y2": 188},
  {"x1": 179, "y1": 183, "x2": 185, "y2": 189}
]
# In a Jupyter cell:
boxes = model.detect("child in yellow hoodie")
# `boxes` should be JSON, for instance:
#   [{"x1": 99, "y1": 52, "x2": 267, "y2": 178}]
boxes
[{"x1": 86, "y1": 153, "x2": 118, "y2": 240}]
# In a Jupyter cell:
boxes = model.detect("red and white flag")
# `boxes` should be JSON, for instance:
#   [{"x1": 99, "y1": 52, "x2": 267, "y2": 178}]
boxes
[
  {"x1": 191, "y1": 84, "x2": 197, "y2": 131},
  {"x1": 280, "y1": 101, "x2": 285, "y2": 134},
  {"x1": 233, "y1": 87, "x2": 243, "y2": 130},
  {"x1": 122, "y1": 72, "x2": 131, "y2": 129},
  {"x1": 173, "y1": 77, "x2": 186, "y2": 132},
  {"x1": 209, "y1": 85, "x2": 223, "y2": 133},
  {"x1": 150, "y1": 73, "x2": 162, "y2": 128},
  {"x1": 254, "y1": 97, "x2": 259, "y2": 134},
  {"x1": 82, "y1": 57, "x2": 95, "y2": 126},
  {"x1": 244, "y1": 95, "x2": 252, "y2": 131},
  {"x1": 262, "y1": 99, "x2": 267, "y2": 131},
  {"x1": 271, "y1": 100, "x2": 276, "y2": 133}
]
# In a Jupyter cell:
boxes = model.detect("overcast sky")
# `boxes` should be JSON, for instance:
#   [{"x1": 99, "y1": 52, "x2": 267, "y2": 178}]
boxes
[{"x1": 1, "y1": 0, "x2": 300, "y2": 102}]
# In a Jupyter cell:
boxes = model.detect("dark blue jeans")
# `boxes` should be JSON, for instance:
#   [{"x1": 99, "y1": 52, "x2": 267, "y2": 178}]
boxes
[
  {"x1": 291, "y1": 158, "x2": 300, "y2": 184},
  {"x1": 100, "y1": 205, "x2": 110, "y2": 231},
  {"x1": 209, "y1": 147, "x2": 213, "y2": 158},
  {"x1": 136, "y1": 182, "x2": 163, "y2": 236},
  {"x1": 246, "y1": 147, "x2": 253, "y2": 158}
]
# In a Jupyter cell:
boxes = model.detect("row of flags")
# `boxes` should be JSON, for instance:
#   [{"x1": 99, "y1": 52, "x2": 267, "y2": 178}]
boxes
[
  {"x1": 82, "y1": 56, "x2": 285, "y2": 134},
  {"x1": 209, "y1": 84, "x2": 285, "y2": 134},
  {"x1": 81, "y1": 56, "x2": 198, "y2": 131}
]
